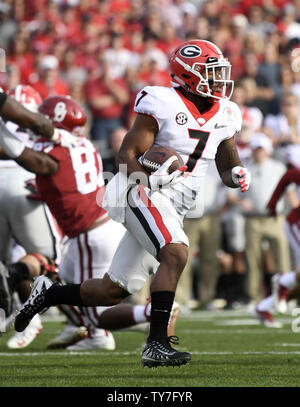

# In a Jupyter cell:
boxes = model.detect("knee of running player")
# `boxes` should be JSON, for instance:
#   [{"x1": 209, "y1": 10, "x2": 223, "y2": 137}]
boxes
[
  {"x1": 80, "y1": 273, "x2": 130, "y2": 306},
  {"x1": 157, "y1": 243, "x2": 188, "y2": 277}
]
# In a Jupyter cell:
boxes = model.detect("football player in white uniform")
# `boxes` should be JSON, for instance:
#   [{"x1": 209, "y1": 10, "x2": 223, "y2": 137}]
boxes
[{"x1": 13, "y1": 40, "x2": 251, "y2": 367}]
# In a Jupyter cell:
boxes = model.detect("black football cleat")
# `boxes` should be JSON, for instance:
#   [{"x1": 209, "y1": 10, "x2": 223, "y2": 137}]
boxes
[
  {"x1": 141, "y1": 335, "x2": 191, "y2": 368},
  {"x1": 14, "y1": 275, "x2": 57, "y2": 332},
  {"x1": 0, "y1": 261, "x2": 12, "y2": 318}
]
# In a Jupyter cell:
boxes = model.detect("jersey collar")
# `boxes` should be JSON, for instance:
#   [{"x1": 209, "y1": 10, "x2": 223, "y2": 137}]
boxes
[{"x1": 175, "y1": 88, "x2": 220, "y2": 126}]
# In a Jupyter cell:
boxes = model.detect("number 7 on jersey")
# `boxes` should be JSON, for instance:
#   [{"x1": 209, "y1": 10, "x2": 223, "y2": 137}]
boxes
[{"x1": 185, "y1": 129, "x2": 210, "y2": 172}]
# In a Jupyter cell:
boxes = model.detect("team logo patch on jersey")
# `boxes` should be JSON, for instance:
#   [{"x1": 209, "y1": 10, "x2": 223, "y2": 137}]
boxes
[
  {"x1": 180, "y1": 45, "x2": 202, "y2": 58},
  {"x1": 176, "y1": 112, "x2": 188, "y2": 125},
  {"x1": 224, "y1": 107, "x2": 233, "y2": 120}
]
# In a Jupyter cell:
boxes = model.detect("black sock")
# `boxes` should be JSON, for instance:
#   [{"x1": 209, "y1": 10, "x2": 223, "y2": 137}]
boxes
[
  {"x1": 7, "y1": 262, "x2": 30, "y2": 291},
  {"x1": 148, "y1": 291, "x2": 175, "y2": 343},
  {"x1": 45, "y1": 283, "x2": 84, "y2": 307}
]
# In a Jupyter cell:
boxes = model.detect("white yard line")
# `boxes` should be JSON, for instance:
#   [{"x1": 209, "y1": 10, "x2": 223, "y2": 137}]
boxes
[
  {"x1": 276, "y1": 343, "x2": 300, "y2": 347},
  {"x1": 182, "y1": 311, "x2": 256, "y2": 319},
  {"x1": 180, "y1": 328, "x2": 293, "y2": 334},
  {"x1": 215, "y1": 320, "x2": 261, "y2": 326},
  {"x1": 215, "y1": 318, "x2": 292, "y2": 326},
  {"x1": 40, "y1": 310, "x2": 258, "y2": 323},
  {"x1": 0, "y1": 350, "x2": 300, "y2": 357},
  {"x1": 191, "y1": 351, "x2": 300, "y2": 355},
  {"x1": 0, "y1": 350, "x2": 140, "y2": 357}
]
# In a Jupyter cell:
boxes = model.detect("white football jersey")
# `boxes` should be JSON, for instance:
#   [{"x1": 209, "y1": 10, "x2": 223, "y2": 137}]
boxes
[
  {"x1": 0, "y1": 121, "x2": 33, "y2": 168},
  {"x1": 134, "y1": 86, "x2": 242, "y2": 216}
]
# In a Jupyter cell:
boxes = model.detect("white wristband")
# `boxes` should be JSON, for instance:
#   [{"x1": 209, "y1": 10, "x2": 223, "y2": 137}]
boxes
[{"x1": 0, "y1": 120, "x2": 25, "y2": 158}]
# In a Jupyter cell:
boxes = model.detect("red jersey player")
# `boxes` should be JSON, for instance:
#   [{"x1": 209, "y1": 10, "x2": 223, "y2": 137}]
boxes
[{"x1": 34, "y1": 97, "x2": 107, "y2": 239}]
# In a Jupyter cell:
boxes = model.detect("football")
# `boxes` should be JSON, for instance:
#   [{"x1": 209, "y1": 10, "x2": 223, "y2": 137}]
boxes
[{"x1": 141, "y1": 145, "x2": 184, "y2": 174}]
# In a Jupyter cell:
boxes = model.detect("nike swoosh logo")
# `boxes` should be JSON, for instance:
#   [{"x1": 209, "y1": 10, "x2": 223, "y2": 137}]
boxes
[{"x1": 214, "y1": 123, "x2": 227, "y2": 129}]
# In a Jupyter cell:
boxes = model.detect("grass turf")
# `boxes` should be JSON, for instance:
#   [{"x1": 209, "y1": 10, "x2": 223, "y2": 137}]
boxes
[{"x1": 0, "y1": 310, "x2": 299, "y2": 387}]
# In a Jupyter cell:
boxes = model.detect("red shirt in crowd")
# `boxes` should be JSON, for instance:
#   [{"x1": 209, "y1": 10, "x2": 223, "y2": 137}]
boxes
[{"x1": 85, "y1": 75, "x2": 128, "y2": 119}]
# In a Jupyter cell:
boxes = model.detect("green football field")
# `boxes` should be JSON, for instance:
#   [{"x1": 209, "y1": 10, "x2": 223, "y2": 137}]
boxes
[{"x1": 0, "y1": 309, "x2": 299, "y2": 388}]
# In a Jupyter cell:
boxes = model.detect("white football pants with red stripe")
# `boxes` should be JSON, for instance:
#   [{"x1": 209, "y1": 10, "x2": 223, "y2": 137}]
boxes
[
  {"x1": 58, "y1": 218, "x2": 126, "y2": 328},
  {"x1": 108, "y1": 184, "x2": 189, "y2": 294}
]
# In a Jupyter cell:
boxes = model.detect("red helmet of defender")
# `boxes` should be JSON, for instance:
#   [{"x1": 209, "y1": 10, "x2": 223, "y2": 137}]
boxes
[
  {"x1": 8, "y1": 85, "x2": 42, "y2": 112},
  {"x1": 38, "y1": 95, "x2": 87, "y2": 133},
  {"x1": 169, "y1": 40, "x2": 234, "y2": 101}
]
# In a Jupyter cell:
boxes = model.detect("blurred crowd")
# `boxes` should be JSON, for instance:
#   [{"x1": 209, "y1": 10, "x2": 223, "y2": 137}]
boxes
[{"x1": 1, "y1": 0, "x2": 300, "y2": 311}]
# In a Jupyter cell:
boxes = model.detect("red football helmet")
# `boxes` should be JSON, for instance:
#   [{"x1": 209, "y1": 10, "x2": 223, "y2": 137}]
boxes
[
  {"x1": 169, "y1": 40, "x2": 234, "y2": 101},
  {"x1": 38, "y1": 95, "x2": 87, "y2": 133},
  {"x1": 8, "y1": 85, "x2": 42, "y2": 112}
]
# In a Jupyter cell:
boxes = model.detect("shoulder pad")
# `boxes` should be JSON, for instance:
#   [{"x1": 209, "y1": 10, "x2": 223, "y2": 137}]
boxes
[
  {"x1": 134, "y1": 86, "x2": 158, "y2": 117},
  {"x1": 222, "y1": 100, "x2": 242, "y2": 134}
]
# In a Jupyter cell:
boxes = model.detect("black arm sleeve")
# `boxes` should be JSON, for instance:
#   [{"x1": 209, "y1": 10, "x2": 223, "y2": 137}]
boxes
[{"x1": 0, "y1": 92, "x2": 7, "y2": 110}]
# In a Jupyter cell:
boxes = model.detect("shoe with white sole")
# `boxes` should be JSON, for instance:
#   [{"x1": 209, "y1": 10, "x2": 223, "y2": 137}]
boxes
[
  {"x1": 46, "y1": 324, "x2": 88, "y2": 349},
  {"x1": 253, "y1": 308, "x2": 282, "y2": 328},
  {"x1": 272, "y1": 274, "x2": 289, "y2": 314},
  {"x1": 67, "y1": 329, "x2": 116, "y2": 351},
  {"x1": 15, "y1": 275, "x2": 57, "y2": 332},
  {"x1": 142, "y1": 335, "x2": 191, "y2": 368},
  {"x1": 7, "y1": 314, "x2": 43, "y2": 349}
]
